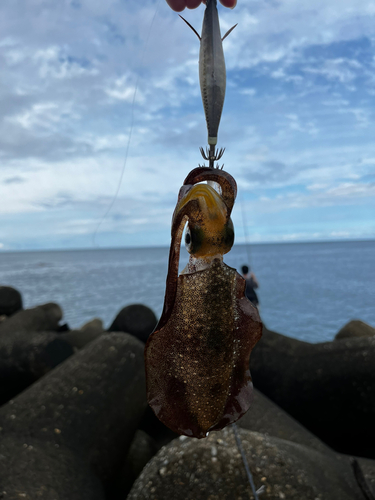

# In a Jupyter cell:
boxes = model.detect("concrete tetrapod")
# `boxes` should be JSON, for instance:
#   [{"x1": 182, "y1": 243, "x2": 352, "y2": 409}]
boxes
[
  {"x1": 108, "y1": 304, "x2": 157, "y2": 343},
  {"x1": 238, "y1": 388, "x2": 334, "y2": 456},
  {"x1": 250, "y1": 327, "x2": 375, "y2": 458},
  {"x1": 0, "y1": 303, "x2": 62, "y2": 335},
  {"x1": 139, "y1": 387, "x2": 333, "y2": 457},
  {"x1": 0, "y1": 286, "x2": 22, "y2": 317},
  {"x1": 0, "y1": 333, "x2": 147, "y2": 499},
  {"x1": 0, "y1": 330, "x2": 74, "y2": 405},
  {"x1": 128, "y1": 427, "x2": 363, "y2": 500},
  {"x1": 335, "y1": 319, "x2": 375, "y2": 340}
]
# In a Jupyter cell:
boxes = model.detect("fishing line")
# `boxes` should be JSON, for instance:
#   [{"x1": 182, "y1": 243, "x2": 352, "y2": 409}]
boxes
[
  {"x1": 237, "y1": 196, "x2": 268, "y2": 499},
  {"x1": 232, "y1": 423, "x2": 260, "y2": 500},
  {"x1": 351, "y1": 458, "x2": 375, "y2": 500},
  {"x1": 92, "y1": 0, "x2": 162, "y2": 246},
  {"x1": 239, "y1": 189, "x2": 252, "y2": 265}
]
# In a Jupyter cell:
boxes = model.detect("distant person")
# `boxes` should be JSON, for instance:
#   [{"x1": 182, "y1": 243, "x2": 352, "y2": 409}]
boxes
[{"x1": 241, "y1": 265, "x2": 259, "y2": 308}]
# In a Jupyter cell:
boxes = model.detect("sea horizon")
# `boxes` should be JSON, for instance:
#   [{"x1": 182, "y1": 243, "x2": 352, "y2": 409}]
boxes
[
  {"x1": 1, "y1": 239, "x2": 374, "y2": 344},
  {"x1": 1, "y1": 237, "x2": 374, "y2": 254}
]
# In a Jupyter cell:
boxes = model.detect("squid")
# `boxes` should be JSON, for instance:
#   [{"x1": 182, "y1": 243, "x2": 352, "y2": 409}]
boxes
[{"x1": 145, "y1": 167, "x2": 262, "y2": 438}]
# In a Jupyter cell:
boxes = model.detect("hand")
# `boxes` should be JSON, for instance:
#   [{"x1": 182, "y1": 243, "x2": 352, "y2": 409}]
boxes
[{"x1": 166, "y1": 0, "x2": 237, "y2": 13}]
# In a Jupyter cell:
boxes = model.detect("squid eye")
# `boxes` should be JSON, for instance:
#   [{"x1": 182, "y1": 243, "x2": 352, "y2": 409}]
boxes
[
  {"x1": 185, "y1": 227, "x2": 192, "y2": 251},
  {"x1": 185, "y1": 224, "x2": 204, "y2": 255}
]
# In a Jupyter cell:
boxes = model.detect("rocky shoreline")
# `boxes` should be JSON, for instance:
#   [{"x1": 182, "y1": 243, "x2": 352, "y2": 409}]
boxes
[{"x1": 0, "y1": 285, "x2": 374, "y2": 499}]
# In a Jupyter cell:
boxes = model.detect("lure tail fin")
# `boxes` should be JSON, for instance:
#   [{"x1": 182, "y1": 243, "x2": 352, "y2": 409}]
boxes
[
  {"x1": 222, "y1": 24, "x2": 237, "y2": 41},
  {"x1": 179, "y1": 15, "x2": 201, "y2": 40}
]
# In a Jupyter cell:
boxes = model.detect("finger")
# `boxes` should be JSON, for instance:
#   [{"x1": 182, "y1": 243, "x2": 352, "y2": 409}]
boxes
[
  {"x1": 166, "y1": 0, "x2": 187, "y2": 12},
  {"x1": 219, "y1": 0, "x2": 237, "y2": 8},
  {"x1": 186, "y1": 0, "x2": 202, "y2": 8}
]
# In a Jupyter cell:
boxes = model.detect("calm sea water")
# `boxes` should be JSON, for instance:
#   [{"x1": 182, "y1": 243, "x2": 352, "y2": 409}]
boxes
[{"x1": 0, "y1": 240, "x2": 374, "y2": 343}]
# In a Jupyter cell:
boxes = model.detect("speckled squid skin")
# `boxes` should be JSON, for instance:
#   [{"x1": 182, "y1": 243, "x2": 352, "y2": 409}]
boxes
[{"x1": 145, "y1": 167, "x2": 262, "y2": 438}]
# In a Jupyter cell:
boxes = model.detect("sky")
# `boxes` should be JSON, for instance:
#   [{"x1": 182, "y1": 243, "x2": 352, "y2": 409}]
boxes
[{"x1": 0, "y1": 0, "x2": 375, "y2": 251}]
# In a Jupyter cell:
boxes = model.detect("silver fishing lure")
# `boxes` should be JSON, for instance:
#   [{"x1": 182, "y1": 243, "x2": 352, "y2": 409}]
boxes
[{"x1": 180, "y1": 0, "x2": 236, "y2": 168}]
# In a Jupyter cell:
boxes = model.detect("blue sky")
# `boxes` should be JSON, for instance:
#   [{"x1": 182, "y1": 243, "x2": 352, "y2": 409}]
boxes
[{"x1": 0, "y1": 0, "x2": 374, "y2": 250}]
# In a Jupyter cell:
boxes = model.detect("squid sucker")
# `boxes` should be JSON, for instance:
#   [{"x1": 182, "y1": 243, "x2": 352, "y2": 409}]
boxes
[{"x1": 144, "y1": 167, "x2": 262, "y2": 438}]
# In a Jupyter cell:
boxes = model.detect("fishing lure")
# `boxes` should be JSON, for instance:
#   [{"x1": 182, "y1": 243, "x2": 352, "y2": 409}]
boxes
[
  {"x1": 145, "y1": 167, "x2": 262, "y2": 438},
  {"x1": 180, "y1": 0, "x2": 237, "y2": 168}
]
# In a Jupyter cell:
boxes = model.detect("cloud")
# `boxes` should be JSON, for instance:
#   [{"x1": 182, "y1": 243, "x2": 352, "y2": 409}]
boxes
[
  {"x1": 104, "y1": 74, "x2": 143, "y2": 102},
  {"x1": 2, "y1": 176, "x2": 25, "y2": 184},
  {"x1": 303, "y1": 58, "x2": 360, "y2": 84},
  {"x1": 223, "y1": 1, "x2": 375, "y2": 69},
  {"x1": 239, "y1": 88, "x2": 256, "y2": 96},
  {"x1": 7, "y1": 101, "x2": 79, "y2": 130},
  {"x1": 0, "y1": 0, "x2": 374, "y2": 248},
  {"x1": 33, "y1": 46, "x2": 99, "y2": 79},
  {"x1": 241, "y1": 181, "x2": 375, "y2": 214},
  {"x1": 285, "y1": 114, "x2": 319, "y2": 135}
]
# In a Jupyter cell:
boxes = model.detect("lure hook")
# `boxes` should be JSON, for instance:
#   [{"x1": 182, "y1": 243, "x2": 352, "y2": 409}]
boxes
[{"x1": 199, "y1": 145, "x2": 225, "y2": 169}]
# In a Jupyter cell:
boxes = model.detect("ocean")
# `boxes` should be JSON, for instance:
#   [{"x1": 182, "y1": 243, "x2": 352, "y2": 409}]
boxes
[{"x1": 0, "y1": 240, "x2": 374, "y2": 343}]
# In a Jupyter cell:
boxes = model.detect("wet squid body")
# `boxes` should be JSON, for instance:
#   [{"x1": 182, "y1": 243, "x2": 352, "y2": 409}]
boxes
[{"x1": 145, "y1": 167, "x2": 262, "y2": 438}]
